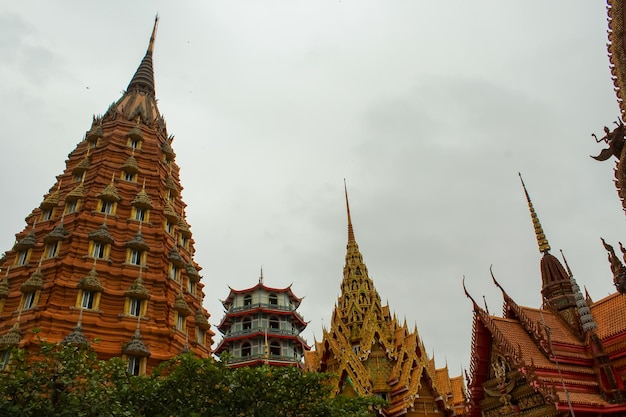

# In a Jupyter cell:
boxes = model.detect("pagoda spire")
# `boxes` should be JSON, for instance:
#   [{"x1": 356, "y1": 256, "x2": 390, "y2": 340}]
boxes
[
  {"x1": 126, "y1": 15, "x2": 159, "y2": 97},
  {"x1": 519, "y1": 173, "x2": 550, "y2": 254},
  {"x1": 344, "y1": 179, "x2": 355, "y2": 243}
]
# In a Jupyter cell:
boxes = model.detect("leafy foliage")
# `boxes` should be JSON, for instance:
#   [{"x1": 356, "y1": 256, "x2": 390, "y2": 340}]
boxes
[{"x1": 0, "y1": 344, "x2": 383, "y2": 416}]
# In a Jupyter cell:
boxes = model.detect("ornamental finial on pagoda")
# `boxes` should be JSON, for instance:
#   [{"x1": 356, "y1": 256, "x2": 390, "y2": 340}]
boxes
[
  {"x1": 519, "y1": 173, "x2": 550, "y2": 254},
  {"x1": 344, "y1": 179, "x2": 355, "y2": 243}
]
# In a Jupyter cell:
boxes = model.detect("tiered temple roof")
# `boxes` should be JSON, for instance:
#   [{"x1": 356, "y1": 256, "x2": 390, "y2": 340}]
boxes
[
  {"x1": 464, "y1": 176, "x2": 626, "y2": 416},
  {"x1": 305, "y1": 184, "x2": 466, "y2": 417},
  {"x1": 215, "y1": 272, "x2": 310, "y2": 368}
]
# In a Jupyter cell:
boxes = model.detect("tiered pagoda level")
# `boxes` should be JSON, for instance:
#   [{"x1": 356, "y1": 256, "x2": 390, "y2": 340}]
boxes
[
  {"x1": 0, "y1": 18, "x2": 214, "y2": 375},
  {"x1": 304, "y1": 186, "x2": 467, "y2": 417},
  {"x1": 215, "y1": 275, "x2": 310, "y2": 367}
]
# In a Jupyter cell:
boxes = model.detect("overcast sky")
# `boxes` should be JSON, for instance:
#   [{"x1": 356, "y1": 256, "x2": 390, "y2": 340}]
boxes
[{"x1": 0, "y1": 1, "x2": 623, "y2": 375}]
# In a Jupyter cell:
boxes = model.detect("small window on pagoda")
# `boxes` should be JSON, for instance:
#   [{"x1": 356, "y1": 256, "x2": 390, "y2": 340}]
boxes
[
  {"x1": 127, "y1": 138, "x2": 141, "y2": 149},
  {"x1": 243, "y1": 295, "x2": 252, "y2": 306},
  {"x1": 268, "y1": 294, "x2": 278, "y2": 306},
  {"x1": 197, "y1": 328, "x2": 205, "y2": 345},
  {"x1": 169, "y1": 264, "x2": 180, "y2": 281},
  {"x1": 242, "y1": 317, "x2": 252, "y2": 331},
  {"x1": 166, "y1": 191, "x2": 174, "y2": 202},
  {"x1": 44, "y1": 242, "x2": 60, "y2": 259},
  {"x1": 179, "y1": 235, "x2": 189, "y2": 249},
  {"x1": 355, "y1": 267, "x2": 361, "y2": 275},
  {"x1": 64, "y1": 200, "x2": 79, "y2": 214},
  {"x1": 89, "y1": 140, "x2": 98, "y2": 149},
  {"x1": 187, "y1": 279, "x2": 196, "y2": 295},
  {"x1": 15, "y1": 250, "x2": 30, "y2": 266},
  {"x1": 127, "y1": 249, "x2": 145, "y2": 266},
  {"x1": 164, "y1": 221, "x2": 174, "y2": 235},
  {"x1": 73, "y1": 172, "x2": 84, "y2": 182},
  {"x1": 122, "y1": 171, "x2": 137, "y2": 183},
  {"x1": 90, "y1": 241, "x2": 108, "y2": 259},
  {"x1": 270, "y1": 342, "x2": 281, "y2": 356},
  {"x1": 127, "y1": 356, "x2": 145, "y2": 376},
  {"x1": 41, "y1": 209, "x2": 54, "y2": 222},
  {"x1": 0, "y1": 349, "x2": 10, "y2": 371},
  {"x1": 128, "y1": 298, "x2": 143, "y2": 317},
  {"x1": 269, "y1": 316, "x2": 280, "y2": 330},
  {"x1": 21, "y1": 291, "x2": 37, "y2": 310},
  {"x1": 241, "y1": 342, "x2": 251, "y2": 357},
  {"x1": 80, "y1": 290, "x2": 98, "y2": 310},
  {"x1": 132, "y1": 207, "x2": 148, "y2": 222},
  {"x1": 176, "y1": 313, "x2": 186, "y2": 331},
  {"x1": 98, "y1": 200, "x2": 115, "y2": 215}
]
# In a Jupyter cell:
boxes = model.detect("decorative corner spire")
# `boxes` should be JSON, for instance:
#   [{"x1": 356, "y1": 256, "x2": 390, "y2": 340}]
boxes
[
  {"x1": 344, "y1": 179, "x2": 355, "y2": 243},
  {"x1": 519, "y1": 173, "x2": 550, "y2": 254},
  {"x1": 126, "y1": 16, "x2": 159, "y2": 97}
]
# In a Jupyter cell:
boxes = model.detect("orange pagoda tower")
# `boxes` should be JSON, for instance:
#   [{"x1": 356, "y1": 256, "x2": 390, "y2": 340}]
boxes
[
  {"x1": 0, "y1": 18, "x2": 214, "y2": 375},
  {"x1": 215, "y1": 271, "x2": 310, "y2": 368},
  {"x1": 305, "y1": 185, "x2": 466, "y2": 417}
]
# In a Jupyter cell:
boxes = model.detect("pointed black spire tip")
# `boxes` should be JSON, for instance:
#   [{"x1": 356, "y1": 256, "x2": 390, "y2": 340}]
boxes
[{"x1": 126, "y1": 17, "x2": 159, "y2": 97}]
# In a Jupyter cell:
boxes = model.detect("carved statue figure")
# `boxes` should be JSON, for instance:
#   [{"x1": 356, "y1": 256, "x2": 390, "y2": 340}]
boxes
[
  {"x1": 592, "y1": 121, "x2": 626, "y2": 215},
  {"x1": 591, "y1": 121, "x2": 625, "y2": 161}
]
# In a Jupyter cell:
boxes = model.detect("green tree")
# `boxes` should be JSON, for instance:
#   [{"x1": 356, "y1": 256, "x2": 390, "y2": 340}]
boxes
[{"x1": 0, "y1": 345, "x2": 383, "y2": 416}]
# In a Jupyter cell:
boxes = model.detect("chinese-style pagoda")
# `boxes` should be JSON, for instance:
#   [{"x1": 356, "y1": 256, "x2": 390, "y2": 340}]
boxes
[
  {"x1": 215, "y1": 271, "x2": 310, "y2": 367},
  {"x1": 0, "y1": 17, "x2": 214, "y2": 375},
  {"x1": 305, "y1": 185, "x2": 467, "y2": 417}
]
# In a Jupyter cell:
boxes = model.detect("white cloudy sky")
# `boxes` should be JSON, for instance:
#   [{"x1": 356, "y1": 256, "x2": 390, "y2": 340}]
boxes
[{"x1": 0, "y1": 1, "x2": 623, "y2": 375}]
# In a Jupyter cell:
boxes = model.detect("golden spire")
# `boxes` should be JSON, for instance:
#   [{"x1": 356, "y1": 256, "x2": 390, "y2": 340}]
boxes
[
  {"x1": 344, "y1": 179, "x2": 355, "y2": 243},
  {"x1": 519, "y1": 173, "x2": 550, "y2": 254}
]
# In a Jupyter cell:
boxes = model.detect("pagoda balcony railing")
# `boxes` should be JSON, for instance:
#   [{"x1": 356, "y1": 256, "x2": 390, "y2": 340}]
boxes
[
  {"x1": 228, "y1": 303, "x2": 305, "y2": 321},
  {"x1": 223, "y1": 327, "x2": 308, "y2": 344},
  {"x1": 227, "y1": 353, "x2": 303, "y2": 365}
]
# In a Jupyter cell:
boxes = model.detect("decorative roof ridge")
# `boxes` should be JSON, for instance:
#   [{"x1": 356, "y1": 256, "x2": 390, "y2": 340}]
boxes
[
  {"x1": 490, "y1": 266, "x2": 547, "y2": 346},
  {"x1": 463, "y1": 276, "x2": 523, "y2": 367},
  {"x1": 607, "y1": 0, "x2": 626, "y2": 121}
]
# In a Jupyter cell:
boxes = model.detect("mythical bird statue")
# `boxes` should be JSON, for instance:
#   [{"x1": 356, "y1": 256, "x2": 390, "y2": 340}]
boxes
[{"x1": 592, "y1": 121, "x2": 626, "y2": 213}]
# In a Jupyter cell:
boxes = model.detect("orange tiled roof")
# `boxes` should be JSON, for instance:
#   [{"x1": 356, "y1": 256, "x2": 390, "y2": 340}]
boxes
[
  {"x1": 435, "y1": 366, "x2": 452, "y2": 395},
  {"x1": 450, "y1": 375, "x2": 465, "y2": 405},
  {"x1": 520, "y1": 307, "x2": 584, "y2": 346},
  {"x1": 590, "y1": 292, "x2": 626, "y2": 340},
  {"x1": 489, "y1": 317, "x2": 595, "y2": 375}
]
